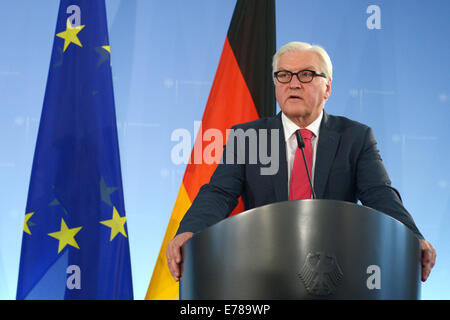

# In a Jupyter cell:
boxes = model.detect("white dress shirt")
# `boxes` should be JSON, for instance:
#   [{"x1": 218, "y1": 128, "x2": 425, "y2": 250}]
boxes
[{"x1": 281, "y1": 110, "x2": 323, "y2": 194}]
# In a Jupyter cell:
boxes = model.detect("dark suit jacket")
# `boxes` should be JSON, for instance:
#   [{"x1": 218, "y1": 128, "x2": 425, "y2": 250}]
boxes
[{"x1": 177, "y1": 110, "x2": 423, "y2": 239}]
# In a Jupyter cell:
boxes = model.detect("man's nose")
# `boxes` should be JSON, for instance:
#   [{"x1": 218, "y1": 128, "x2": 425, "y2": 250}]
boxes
[{"x1": 289, "y1": 74, "x2": 302, "y2": 88}]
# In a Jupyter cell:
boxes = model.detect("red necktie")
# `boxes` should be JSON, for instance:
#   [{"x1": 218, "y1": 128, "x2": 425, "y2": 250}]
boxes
[{"x1": 289, "y1": 129, "x2": 314, "y2": 200}]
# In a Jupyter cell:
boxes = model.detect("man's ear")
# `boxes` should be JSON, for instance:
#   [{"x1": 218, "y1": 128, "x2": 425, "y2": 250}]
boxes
[{"x1": 324, "y1": 78, "x2": 332, "y2": 100}]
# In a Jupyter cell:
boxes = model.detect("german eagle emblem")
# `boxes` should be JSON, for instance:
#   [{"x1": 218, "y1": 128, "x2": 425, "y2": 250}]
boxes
[{"x1": 299, "y1": 252, "x2": 343, "y2": 296}]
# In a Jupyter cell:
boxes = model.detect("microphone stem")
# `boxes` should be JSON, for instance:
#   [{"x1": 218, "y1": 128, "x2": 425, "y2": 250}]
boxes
[{"x1": 299, "y1": 147, "x2": 316, "y2": 199}]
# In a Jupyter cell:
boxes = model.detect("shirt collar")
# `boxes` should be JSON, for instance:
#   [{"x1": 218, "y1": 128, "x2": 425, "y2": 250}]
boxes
[{"x1": 281, "y1": 110, "x2": 323, "y2": 142}]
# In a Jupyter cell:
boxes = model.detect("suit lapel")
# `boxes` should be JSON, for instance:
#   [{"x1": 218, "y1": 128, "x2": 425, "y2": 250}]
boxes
[
  {"x1": 270, "y1": 113, "x2": 289, "y2": 202},
  {"x1": 314, "y1": 111, "x2": 341, "y2": 199}
]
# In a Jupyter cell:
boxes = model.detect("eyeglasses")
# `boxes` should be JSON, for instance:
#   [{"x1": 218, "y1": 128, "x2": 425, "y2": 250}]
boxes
[{"x1": 273, "y1": 69, "x2": 327, "y2": 84}]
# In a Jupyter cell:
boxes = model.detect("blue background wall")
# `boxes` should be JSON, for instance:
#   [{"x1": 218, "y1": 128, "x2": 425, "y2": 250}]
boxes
[{"x1": 0, "y1": 0, "x2": 448, "y2": 299}]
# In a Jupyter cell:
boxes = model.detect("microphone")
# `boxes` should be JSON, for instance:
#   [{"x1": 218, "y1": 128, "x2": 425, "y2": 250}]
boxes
[{"x1": 295, "y1": 130, "x2": 316, "y2": 199}]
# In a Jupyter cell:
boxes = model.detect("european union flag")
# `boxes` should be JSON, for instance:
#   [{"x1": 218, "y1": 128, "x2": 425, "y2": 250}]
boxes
[{"x1": 16, "y1": 0, "x2": 133, "y2": 299}]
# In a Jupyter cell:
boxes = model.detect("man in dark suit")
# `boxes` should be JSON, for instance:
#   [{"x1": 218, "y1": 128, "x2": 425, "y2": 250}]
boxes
[{"x1": 166, "y1": 41, "x2": 436, "y2": 283}]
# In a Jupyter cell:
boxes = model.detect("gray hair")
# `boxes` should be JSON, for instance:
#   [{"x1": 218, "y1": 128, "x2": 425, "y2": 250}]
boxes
[{"x1": 272, "y1": 41, "x2": 333, "y2": 80}]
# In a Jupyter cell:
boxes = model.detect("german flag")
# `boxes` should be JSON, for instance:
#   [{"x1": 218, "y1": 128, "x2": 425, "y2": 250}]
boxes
[{"x1": 145, "y1": 0, "x2": 276, "y2": 300}]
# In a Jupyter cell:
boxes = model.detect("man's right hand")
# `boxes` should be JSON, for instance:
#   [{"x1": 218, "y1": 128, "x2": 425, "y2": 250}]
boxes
[{"x1": 166, "y1": 232, "x2": 194, "y2": 282}]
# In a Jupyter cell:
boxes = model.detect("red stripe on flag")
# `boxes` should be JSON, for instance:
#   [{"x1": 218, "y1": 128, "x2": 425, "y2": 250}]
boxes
[{"x1": 183, "y1": 37, "x2": 259, "y2": 213}]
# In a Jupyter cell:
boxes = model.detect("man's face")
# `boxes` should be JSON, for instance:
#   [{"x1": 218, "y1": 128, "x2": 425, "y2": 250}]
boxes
[{"x1": 274, "y1": 50, "x2": 331, "y2": 126}]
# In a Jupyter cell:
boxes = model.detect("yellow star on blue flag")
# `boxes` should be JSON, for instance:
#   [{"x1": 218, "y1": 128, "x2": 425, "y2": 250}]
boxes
[
  {"x1": 48, "y1": 218, "x2": 82, "y2": 254},
  {"x1": 100, "y1": 206, "x2": 128, "y2": 241},
  {"x1": 56, "y1": 18, "x2": 85, "y2": 52}
]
